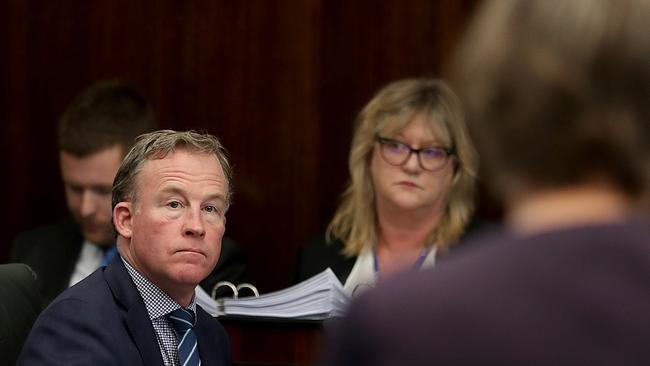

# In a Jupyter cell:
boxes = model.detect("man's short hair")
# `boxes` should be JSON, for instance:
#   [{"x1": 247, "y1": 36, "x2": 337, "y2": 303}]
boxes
[
  {"x1": 58, "y1": 80, "x2": 157, "y2": 157},
  {"x1": 112, "y1": 130, "x2": 233, "y2": 211}
]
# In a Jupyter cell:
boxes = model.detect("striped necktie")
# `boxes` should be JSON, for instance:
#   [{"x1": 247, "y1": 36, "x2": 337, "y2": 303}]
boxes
[{"x1": 167, "y1": 308, "x2": 200, "y2": 366}]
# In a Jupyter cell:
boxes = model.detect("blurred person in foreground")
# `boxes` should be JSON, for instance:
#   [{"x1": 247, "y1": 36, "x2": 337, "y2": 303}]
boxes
[
  {"x1": 295, "y1": 78, "x2": 479, "y2": 295},
  {"x1": 11, "y1": 80, "x2": 246, "y2": 308},
  {"x1": 18, "y1": 130, "x2": 232, "y2": 365},
  {"x1": 322, "y1": 0, "x2": 650, "y2": 365}
]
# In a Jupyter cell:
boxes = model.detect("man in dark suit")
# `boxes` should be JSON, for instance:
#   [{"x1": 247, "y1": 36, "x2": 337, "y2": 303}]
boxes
[
  {"x1": 18, "y1": 130, "x2": 234, "y2": 365},
  {"x1": 11, "y1": 219, "x2": 246, "y2": 306},
  {"x1": 11, "y1": 80, "x2": 246, "y2": 307},
  {"x1": 323, "y1": 0, "x2": 650, "y2": 365}
]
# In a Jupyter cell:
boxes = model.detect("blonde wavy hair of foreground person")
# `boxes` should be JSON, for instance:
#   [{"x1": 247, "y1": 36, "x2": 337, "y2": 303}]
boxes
[{"x1": 328, "y1": 78, "x2": 478, "y2": 257}]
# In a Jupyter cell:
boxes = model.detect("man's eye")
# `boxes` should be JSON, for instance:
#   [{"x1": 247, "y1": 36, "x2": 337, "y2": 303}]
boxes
[
  {"x1": 67, "y1": 185, "x2": 84, "y2": 194},
  {"x1": 168, "y1": 201, "x2": 181, "y2": 209},
  {"x1": 93, "y1": 187, "x2": 113, "y2": 196},
  {"x1": 204, "y1": 205, "x2": 220, "y2": 214}
]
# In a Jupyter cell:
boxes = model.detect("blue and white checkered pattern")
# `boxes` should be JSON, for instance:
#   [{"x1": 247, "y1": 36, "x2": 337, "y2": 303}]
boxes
[{"x1": 122, "y1": 257, "x2": 199, "y2": 366}]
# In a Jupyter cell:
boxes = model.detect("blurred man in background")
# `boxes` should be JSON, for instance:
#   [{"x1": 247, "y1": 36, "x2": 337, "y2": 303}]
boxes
[{"x1": 11, "y1": 80, "x2": 247, "y2": 308}]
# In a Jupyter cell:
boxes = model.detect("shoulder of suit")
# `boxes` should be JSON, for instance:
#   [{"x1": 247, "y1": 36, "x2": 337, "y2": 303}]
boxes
[
  {"x1": 301, "y1": 232, "x2": 346, "y2": 255},
  {"x1": 14, "y1": 218, "x2": 82, "y2": 243}
]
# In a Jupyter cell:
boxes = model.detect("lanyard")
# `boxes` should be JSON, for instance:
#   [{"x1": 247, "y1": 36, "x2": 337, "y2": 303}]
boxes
[{"x1": 372, "y1": 243, "x2": 431, "y2": 277}]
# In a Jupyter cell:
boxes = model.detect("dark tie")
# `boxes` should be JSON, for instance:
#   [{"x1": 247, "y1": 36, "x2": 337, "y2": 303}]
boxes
[{"x1": 167, "y1": 308, "x2": 200, "y2": 366}]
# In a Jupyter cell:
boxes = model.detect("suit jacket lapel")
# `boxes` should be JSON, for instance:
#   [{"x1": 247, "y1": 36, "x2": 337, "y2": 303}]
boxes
[
  {"x1": 105, "y1": 256, "x2": 165, "y2": 366},
  {"x1": 195, "y1": 307, "x2": 228, "y2": 366},
  {"x1": 126, "y1": 304, "x2": 165, "y2": 366}
]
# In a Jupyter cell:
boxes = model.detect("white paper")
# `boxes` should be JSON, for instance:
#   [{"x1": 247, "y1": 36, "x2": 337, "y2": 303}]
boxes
[{"x1": 195, "y1": 268, "x2": 350, "y2": 320}]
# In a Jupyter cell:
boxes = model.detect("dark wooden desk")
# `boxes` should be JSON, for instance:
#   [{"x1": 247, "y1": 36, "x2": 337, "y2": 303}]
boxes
[{"x1": 220, "y1": 316, "x2": 325, "y2": 366}]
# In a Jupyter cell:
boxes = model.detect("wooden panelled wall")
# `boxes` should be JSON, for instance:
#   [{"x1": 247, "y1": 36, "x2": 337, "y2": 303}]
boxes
[{"x1": 1, "y1": 0, "x2": 485, "y2": 292}]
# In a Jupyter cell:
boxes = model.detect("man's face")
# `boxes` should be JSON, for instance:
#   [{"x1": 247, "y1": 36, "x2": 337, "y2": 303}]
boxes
[
  {"x1": 60, "y1": 145, "x2": 124, "y2": 247},
  {"x1": 117, "y1": 149, "x2": 227, "y2": 300}
]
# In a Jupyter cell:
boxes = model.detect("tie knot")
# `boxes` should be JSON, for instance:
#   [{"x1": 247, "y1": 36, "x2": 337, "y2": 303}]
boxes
[
  {"x1": 167, "y1": 308, "x2": 195, "y2": 334},
  {"x1": 167, "y1": 307, "x2": 200, "y2": 365}
]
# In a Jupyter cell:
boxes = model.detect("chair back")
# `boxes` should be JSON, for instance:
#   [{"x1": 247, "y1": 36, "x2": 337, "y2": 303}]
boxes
[{"x1": 0, "y1": 263, "x2": 41, "y2": 366}]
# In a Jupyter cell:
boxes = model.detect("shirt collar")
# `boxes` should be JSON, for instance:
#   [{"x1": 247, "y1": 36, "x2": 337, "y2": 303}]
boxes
[{"x1": 121, "y1": 256, "x2": 197, "y2": 321}]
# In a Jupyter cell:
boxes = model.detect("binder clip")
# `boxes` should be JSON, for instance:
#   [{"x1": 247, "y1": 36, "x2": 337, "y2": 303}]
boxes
[
  {"x1": 211, "y1": 281, "x2": 260, "y2": 300},
  {"x1": 235, "y1": 283, "x2": 259, "y2": 298},
  {"x1": 212, "y1": 281, "x2": 238, "y2": 299}
]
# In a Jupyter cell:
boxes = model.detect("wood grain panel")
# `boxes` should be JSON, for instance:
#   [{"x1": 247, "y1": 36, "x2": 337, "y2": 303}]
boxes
[{"x1": 0, "y1": 0, "x2": 481, "y2": 292}]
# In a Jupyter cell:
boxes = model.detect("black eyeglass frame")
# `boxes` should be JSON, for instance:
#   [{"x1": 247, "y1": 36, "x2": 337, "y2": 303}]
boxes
[{"x1": 375, "y1": 135, "x2": 455, "y2": 172}]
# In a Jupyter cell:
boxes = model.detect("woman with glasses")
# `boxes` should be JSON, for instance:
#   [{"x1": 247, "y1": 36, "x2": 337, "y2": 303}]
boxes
[{"x1": 295, "y1": 78, "x2": 478, "y2": 295}]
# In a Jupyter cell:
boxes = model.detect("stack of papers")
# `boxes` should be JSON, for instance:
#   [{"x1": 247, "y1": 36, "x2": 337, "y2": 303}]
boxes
[{"x1": 196, "y1": 268, "x2": 350, "y2": 321}]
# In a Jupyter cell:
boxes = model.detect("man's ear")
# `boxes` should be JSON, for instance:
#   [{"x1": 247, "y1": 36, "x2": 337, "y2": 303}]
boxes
[{"x1": 113, "y1": 202, "x2": 134, "y2": 239}]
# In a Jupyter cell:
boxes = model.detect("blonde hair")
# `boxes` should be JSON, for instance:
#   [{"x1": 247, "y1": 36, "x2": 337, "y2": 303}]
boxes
[{"x1": 328, "y1": 78, "x2": 478, "y2": 256}]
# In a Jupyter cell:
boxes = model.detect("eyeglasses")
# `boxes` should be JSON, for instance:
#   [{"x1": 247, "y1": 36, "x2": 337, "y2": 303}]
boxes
[{"x1": 376, "y1": 135, "x2": 454, "y2": 172}]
